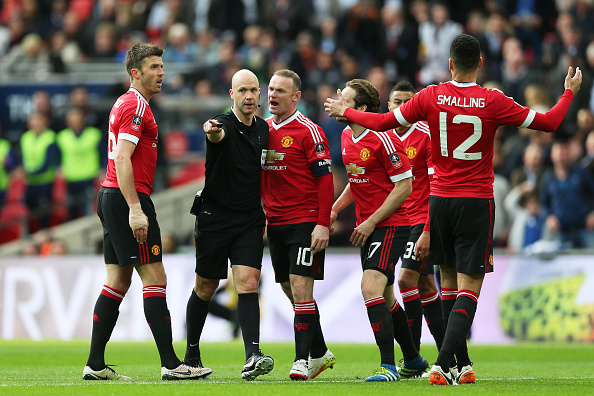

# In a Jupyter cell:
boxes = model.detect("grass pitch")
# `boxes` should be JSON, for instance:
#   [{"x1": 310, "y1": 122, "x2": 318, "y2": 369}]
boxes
[{"x1": 1, "y1": 340, "x2": 593, "y2": 395}]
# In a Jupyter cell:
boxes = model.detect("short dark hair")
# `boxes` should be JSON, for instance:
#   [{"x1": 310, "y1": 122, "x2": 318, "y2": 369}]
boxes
[
  {"x1": 389, "y1": 81, "x2": 416, "y2": 97},
  {"x1": 346, "y1": 79, "x2": 381, "y2": 113},
  {"x1": 450, "y1": 34, "x2": 480, "y2": 74},
  {"x1": 273, "y1": 69, "x2": 301, "y2": 92},
  {"x1": 124, "y1": 42, "x2": 164, "y2": 77}
]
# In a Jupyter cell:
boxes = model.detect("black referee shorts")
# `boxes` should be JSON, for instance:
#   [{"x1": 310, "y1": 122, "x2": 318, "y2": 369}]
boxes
[
  {"x1": 194, "y1": 202, "x2": 265, "y2": 279},
  {"x1": 360, "y1": 225, "x2": 410, "y2": 286},
  {"x1": 429, "y1": 196, "x2": 495, "y2": 274},
  {"x1": 267, "y1": 222, "x2": 324, "y2": 283},
  {"x1": 97, "y1": 187, "x2": 162, "y2": 265},
  {"x1": 400, "y1": 223, "x2": 433, "y2": 275}
]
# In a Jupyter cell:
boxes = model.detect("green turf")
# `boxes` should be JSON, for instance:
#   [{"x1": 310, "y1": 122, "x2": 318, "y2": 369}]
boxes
[{"x1": 1, "y1": 340, "x2": 593, "y2": 395}]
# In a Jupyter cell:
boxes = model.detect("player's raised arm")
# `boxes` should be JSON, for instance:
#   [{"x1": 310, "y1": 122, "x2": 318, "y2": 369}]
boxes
[
  {"x1": 528, "y1": 67, "x2": 582, "y2": 132},
  {"x1": 325, "y1": 90, "x2": 403, "y2": 132}
]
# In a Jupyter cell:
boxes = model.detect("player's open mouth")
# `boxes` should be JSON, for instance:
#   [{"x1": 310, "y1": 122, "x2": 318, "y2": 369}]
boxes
[{"x1": 269, "y1": 100, "x2": 279, "y2": 107}]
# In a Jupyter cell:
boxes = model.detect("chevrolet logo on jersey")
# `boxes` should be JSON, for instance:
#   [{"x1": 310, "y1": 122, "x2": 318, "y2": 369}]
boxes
[
  {"x1": 346, "y1": 163, "x2": 365, "y2": 176},
  {"x1": 266, "y1": 150, "x2": 286, "y2": 163}
]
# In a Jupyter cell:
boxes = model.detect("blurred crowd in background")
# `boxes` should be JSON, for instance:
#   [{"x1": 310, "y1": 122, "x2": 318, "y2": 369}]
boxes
[{"x1": 0, "y1": 0, "x2": 594, "y2": 254}]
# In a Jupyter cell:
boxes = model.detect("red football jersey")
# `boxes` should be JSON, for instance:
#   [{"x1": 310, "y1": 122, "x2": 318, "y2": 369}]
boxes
[
  {"x1": 393, "y1": 81, "x2": 534, "y2": 199},
  {"x1": 341, "y1": 127, "x2": 412, "y2": 227},
  {"x1": 393, "y1": 121, "x2": 433, "y2": 226},
  {"x1": 262, "y1": 111, "x2": 332, "y2": 225},
  {"x1": 102, "y1": 88, "x2": 159, "y2": 195}
]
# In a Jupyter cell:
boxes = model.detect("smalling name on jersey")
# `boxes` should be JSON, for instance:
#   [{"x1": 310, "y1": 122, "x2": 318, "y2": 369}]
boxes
[{"x1": 437, "y1": 95, "x2": 485, "y2": 108}]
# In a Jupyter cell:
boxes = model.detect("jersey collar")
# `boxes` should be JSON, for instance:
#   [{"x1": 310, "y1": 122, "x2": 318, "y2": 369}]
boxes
[
  {"x1": 128, "y1": 88, "x2": 149, "y2": 105},
  {"x1": 450, "y1": 80, "x2": 477, "y2": 87},
  {"x1": 271, "y1": 110, "x2": 300, "y2": 130},
  {"x1": 352, "y1": 128, "x2": 370, "y2": 143},
  {"x1": 394, "y1": 123, "x2": 418, "y2": 141},
  {"x1": 231, "y1": 106, "x2": 257, "y2": 125}
]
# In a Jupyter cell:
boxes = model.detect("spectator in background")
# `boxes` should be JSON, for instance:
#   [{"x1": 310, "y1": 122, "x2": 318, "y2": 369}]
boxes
[
  {"x1": 580, "y1": 130, "x2": 594, "y2": 177},
  {"x1": 499, "y1": 37, "x2": 543, "y2": 106},
  {"x1": 483, "y1": 12, "x2": 511, "y2": 77},
  {"x1": 510, "y1": 142, "x2": 548, "y2": 190},
  {"x1": 0, "y1": 125, "x2": 16, "y2": 208},
  {"x1": 493, "y1": 138, "x2": 511, "y2": 246},
  {"x1": 307, "y1": 50, "x2": 342, "y2": 94},
  {"x1": 56, "y1": 107, "x2": 103, "y2": 220},
  {"x1": 541, "y1": 138, "x2": 594, "y2": 248},
  {"x1": 381, "y1": 3, "x2": 419, "y2": 84},
  {"x1": 20, "y1": 0, "x2": 54, "y2": 39},
  {"x1": 194, "y1": 29, "x2": 221, "y2": 68},
  {"x1": 507, "y1": 0, "x2": 558, "y2": 62},
  {"x1": 163, "y1": 22, "x2": 196, "y2": 63},
  {"x1": 505, "y1": 188, "x2": 545, "y2": 253},
  {"x1": 260, "y1": 0, "x2": 312, "y2": 44},
  {"x1": 418, "y1": 1, "x2": 463, "y2": 85},
  {"x1": 4, "y1": 33, "x2": 52, "y2": 79},
  {"x1": 48, "y1": 29, "x2": 82, "y2": 72},
  {"x1": 88, "y1": 21, "x2": 119, "y2": 62},
  {"x1": 20, "y1": 111, "x2": 59, "y2": 232},
  {"x1": 0, "y1": 13, "x2": 27, "y2": 57},
  {"x1": 336, "y1": 0, "x2": 385, "y2": 70},
  {"x1": 31, "y1": 90, "x2": 65, "y2": 133}
]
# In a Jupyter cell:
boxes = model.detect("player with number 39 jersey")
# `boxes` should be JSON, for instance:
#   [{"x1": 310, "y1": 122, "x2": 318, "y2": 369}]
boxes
[{"x1": 102, "y1": 88, "x2": 158, "y2": 195}]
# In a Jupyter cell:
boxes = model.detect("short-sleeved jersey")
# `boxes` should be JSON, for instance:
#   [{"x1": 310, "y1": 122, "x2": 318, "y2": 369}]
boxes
[
  {"x1": 102, "y1": 88, "x2": 158, "y2": 195},
  {"x1": 263, "y1": 111, "x2": 332, "y2": 225},
  {"x1": 392, "y1": 121, "x2": 433, "y2": 226},
  {"x1": 393, "y1": 81, "x2": 534, "y2": 199},
  {"x1": 341, "y1": 127, "x2": 412, "y2": 227}
]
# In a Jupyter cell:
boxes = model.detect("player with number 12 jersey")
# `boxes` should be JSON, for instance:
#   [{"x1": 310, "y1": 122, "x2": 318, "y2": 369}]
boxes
[{"x1": 338, "y1": 80, "x2": 576, "y2": 199}]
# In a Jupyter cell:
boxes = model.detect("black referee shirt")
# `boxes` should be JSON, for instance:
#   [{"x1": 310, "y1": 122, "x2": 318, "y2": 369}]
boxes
[{"x1": 201, "y1": 109, "x2": 269, "y2": 213}]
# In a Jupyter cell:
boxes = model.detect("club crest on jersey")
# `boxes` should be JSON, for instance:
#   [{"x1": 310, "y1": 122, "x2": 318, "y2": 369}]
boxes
[
  {"x1": 132, "y1": 115, "x2": 142, "y2": 130},
  {"x1": 152, "y1": 245, "x2": 160, "y2": 255},
  {"x1": 346, "y1": 162, "x2": 365, "y2": 176},
  {"x1": 266, "y1": 150, "x2": 285, "y2": 163},
  {"x1": 315, "y1": 142, "x2": 326, "y2": 158},
  {"x1": 360, "y1": 148, "x2": 370, "y2": 161},
  {"x1": 390, "y1": 153, "x2": 402, "y2": 169},
  {"x1": 406, "y1": 146, "x2": 417, "y2": 159},
  {"x1": 281, "y1": 135, "x2": 293, "y2": 148}
]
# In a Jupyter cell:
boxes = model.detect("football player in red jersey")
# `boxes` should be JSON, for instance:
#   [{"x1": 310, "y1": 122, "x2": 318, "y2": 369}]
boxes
[
  {"x1": 262, "y1": 69, "x2": 335, "y2": 380},
  {"x1": 326, "y1": 34, "x2": 582, "y2": 385},
  {"x1": 387, "y1": 81, "x2": 447, "y2": 376},
  {"x1": 330, "y1": 79, "x2": 428, "y2": 382},
  {"x1": 84, "y1": 43, "x2": 212, "y2": 381}
]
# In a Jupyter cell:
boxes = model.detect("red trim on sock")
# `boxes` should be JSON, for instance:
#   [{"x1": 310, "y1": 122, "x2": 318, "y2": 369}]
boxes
[
  {"x1": 294, "y1": 300, "x2": 317, "y2": 315},
  {"x1": 457, "y1": 289, "x2": 479, "y2": 304},
  {"x1": 143, "y1": 284, "x2": 166, "y2": 298},
  {"x1": 420, "y1": 291, "x2": 439, "y2": 305},
  {"x1": 100, "y1": 285, "x2": 125, "y2": 302},
  {"x1": 400, "y1": 286, "x2": 421, "y2": 302},
  {"x1": 365, "y1": 296, "x2": 386, "y2": 308},
  {"x1": 389, "y1": 300, "x2": 401, "y2": 314},
  {"x1": 441, "y1": 287, "x2": 458, "y2": 301}
]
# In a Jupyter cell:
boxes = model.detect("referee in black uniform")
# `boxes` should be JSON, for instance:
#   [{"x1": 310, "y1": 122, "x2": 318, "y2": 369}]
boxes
[{"x1": 183, "y1": 69, "x2": 274, "y2": 380}]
